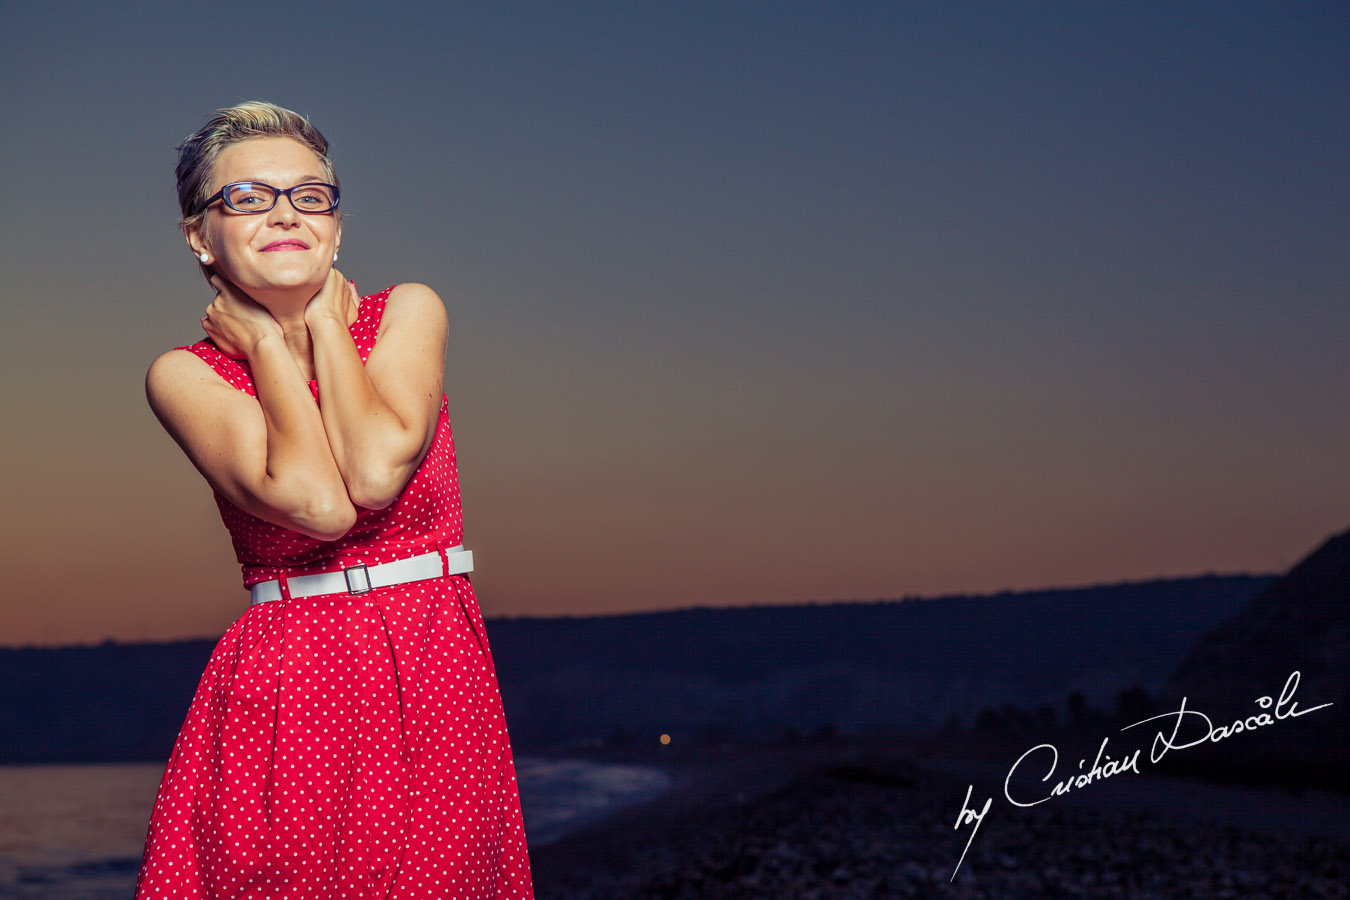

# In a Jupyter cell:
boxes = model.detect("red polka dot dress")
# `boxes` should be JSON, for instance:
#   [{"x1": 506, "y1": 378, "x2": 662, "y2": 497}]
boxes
[{"x1": 133, "y1": 286, "x2": 535, "y2": 900}]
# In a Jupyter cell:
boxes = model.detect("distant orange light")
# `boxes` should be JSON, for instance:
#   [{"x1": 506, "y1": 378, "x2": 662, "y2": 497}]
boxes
[{"x1": 659, "y1": 733, "x2": 671, "y2": 745}]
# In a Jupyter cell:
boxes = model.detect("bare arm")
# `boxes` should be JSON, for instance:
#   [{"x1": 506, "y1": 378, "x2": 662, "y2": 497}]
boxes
[
  {"x1": 146, "y1": 336, "x2": 357, "y2": 543},
  {"x1": 306, "y1": 276, "x2": 447, "y2": 509}
]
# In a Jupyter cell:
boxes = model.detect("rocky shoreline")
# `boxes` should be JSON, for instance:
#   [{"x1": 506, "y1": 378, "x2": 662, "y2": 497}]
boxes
[{"x1": 529, "y1": 740, "x2": 1347, "y2": 900}]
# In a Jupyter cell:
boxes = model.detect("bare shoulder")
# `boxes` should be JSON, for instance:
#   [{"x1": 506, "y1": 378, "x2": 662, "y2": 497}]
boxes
[
  {"x1": 145, "y1": 348, "x2": 248, "y2": 422},
  {"x1": 147, "y1": 348, "x2": 213, "y2": 399},
  {"x1": 379, "y1": 283, "x2": 448, "y2": 336}
]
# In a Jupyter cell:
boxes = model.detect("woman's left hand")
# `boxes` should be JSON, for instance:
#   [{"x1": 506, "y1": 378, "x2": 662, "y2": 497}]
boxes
[{"x1": 304, "y1": 267, "x2": 358, "y2": 329}]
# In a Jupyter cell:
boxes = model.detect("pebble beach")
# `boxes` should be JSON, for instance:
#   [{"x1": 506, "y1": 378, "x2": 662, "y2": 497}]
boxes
[{"x1": 529, "y1": 739, "x2": 1348, "y2": 900}]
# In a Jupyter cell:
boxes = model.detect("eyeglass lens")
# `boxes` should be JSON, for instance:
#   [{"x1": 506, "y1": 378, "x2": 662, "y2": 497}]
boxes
[{"x1": 224, "y1": 183, "x2": 337, "y2": 213}]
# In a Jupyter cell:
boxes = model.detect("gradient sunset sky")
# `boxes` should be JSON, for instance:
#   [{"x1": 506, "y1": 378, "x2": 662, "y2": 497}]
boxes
[{"x1": 1, "y1": 2, "x2": 1346, "y2": 646}]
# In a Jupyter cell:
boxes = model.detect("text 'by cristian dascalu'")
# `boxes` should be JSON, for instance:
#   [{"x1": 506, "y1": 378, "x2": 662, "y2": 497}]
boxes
[{"x1": 949, "y1": 670, "x2": 1333, "y2": 881}]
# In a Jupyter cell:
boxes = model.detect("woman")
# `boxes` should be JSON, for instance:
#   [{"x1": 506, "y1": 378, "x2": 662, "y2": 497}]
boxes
[{"x1": 134, "y1": 101, "x2": 535, "y2": 899}]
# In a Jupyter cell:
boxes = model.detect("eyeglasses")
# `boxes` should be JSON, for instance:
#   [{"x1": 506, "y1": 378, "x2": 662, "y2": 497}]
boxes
[{"x1": 197, "y1": 182, "x2": 340, "y2": 215}]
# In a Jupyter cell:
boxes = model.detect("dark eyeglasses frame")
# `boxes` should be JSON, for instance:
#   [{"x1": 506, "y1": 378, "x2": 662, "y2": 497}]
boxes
[{"x1": 196, "y1": 181, "x2": 341, "y2": 215}]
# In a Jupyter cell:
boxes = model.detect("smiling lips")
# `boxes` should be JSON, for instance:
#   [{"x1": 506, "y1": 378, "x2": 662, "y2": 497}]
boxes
[{"x1": 261, "y1": 239, "x2": 310, "y2": 251}]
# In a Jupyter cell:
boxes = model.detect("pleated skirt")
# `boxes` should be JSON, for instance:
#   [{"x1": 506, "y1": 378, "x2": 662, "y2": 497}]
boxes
[{"x1": 133, "y1": 573, "x2": 534, "y2": 899}]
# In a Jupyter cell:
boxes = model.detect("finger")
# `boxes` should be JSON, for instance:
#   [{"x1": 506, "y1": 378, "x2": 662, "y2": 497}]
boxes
[{"x1": 210, "y1": 274, "x2": 246, "y2": 303}]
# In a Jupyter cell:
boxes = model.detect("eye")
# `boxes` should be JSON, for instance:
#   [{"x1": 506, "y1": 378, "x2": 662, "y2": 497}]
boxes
[
  {"x1": 226, "y1": 184, "x2": 273, "y2": 208},
  {"x1": 291, "y1": 186, "x2": 335, "y2": 209}
]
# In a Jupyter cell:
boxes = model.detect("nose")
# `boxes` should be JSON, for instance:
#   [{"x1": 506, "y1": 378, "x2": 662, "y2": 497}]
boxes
[{"x1": 268, "y1": 195, "x2": 301, "y2": 226}]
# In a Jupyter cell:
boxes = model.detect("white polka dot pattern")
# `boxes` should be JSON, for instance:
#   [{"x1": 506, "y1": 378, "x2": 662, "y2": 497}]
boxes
[
  {"x1": 133, "y1": 286, "x2": 535, "y2": 898},
  {"x1": 172, "y1": 287, "x2": 467, "y2": 588}
]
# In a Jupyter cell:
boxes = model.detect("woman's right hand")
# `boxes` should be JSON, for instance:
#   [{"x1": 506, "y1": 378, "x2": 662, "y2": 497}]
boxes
[{"x1": 202, "y1": 275, "x2": 283, "y2": 360}]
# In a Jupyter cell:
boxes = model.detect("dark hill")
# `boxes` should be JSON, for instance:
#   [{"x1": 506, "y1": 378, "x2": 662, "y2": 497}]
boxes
[
  {"x1": 0, "y1": 574, "x2": 1271, "y2": 763},
  {"x1": 1162, "y1": 528, "x2": 1348, "y2": 783}
]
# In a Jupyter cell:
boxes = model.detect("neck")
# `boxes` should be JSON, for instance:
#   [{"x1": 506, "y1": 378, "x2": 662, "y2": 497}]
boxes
[
  {"x1": 249, "y1": 286, "x2": 358, "y2": 380},
  {"x1": 276, "y1": 312, "x2": 318, "y2": 380}
]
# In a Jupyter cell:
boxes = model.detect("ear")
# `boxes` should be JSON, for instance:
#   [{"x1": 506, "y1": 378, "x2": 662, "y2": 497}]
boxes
[
  {"x1": 333, "y1": 216, "x2": 342, "y2": 257},
  {"x1": 184, "y1": 222, "x2": 211, "y2": 263}
]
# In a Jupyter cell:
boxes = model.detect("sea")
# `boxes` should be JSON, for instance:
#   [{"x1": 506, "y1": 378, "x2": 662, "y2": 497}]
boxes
[{"x1": 0, "y1": 758, "x2": 672, "y2": 899}]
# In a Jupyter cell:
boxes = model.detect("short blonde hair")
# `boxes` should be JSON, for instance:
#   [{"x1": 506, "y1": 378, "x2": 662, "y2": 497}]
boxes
[{"x1": 175, "y1": 100, "x2": 340, "y2": 232}]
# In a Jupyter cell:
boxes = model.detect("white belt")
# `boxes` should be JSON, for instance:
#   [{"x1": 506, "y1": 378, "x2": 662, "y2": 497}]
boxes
[{"x1": 250, "y1": 546, "x2": 473, "y2": 605}]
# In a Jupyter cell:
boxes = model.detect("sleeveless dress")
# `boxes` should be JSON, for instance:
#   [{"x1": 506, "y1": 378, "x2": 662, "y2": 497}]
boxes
[{"x1": 133, "y1": 285, "x2": 535, "y2": 900}]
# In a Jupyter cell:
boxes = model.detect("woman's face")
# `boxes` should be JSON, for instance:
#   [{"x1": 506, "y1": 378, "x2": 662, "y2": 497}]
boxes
[{"x1": 186, "y1": 136, "x2": 341, "y2": 302}]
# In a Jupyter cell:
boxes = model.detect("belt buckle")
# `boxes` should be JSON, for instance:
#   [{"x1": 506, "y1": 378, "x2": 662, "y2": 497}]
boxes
[{"x1": 344, "y1": 563, "x2": 372, "y2": 594}]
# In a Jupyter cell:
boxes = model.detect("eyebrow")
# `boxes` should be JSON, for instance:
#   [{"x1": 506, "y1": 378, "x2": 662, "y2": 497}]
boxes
[{"x1": 232, "y1": 175, "x2": 329, "y2": 185}]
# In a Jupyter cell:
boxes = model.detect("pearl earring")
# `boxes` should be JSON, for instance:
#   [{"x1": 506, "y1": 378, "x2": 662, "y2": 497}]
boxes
[
  {"x1": 333, "y1": 251, "x2": 339, "y2": 262},
  {"x1": 199, "y1": 252, "x2": 209, "y2": 263}
]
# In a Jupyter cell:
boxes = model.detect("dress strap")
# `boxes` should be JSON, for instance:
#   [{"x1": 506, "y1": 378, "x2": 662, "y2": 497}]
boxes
[
  {"x1": 174, "y1": 340, "x2": 258, "y2": 397},
  {"x1": 351, "y1": 285, "x2": 396, "y2": 362}
]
